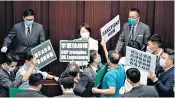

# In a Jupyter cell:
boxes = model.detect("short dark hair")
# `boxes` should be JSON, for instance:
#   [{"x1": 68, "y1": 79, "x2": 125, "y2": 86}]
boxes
[
  {"x1": 78, "y1": 23, "x2": 91, "y2": 35},
  {"x1": 126, "y1": 68, "x2": 140, "y2": 83},
  {"x1": 61, "y1": 76, "x2": 74, "y2": 89},
  {"x1": 108, "y1": 50, "x2": 120, "y2": 64},
  {"x1": 5, "y1": 53, "x2": 20, "y2": 65},
  {"x1": 164, "y1": 48, "x2": 174, "y2": 64},
  {"x1": 127, "y1": 40, "x2": 141, "y2": 50},
  {"x1": 29, "y1": 73, "x2": 43, "y2": 86},
  {"x1": 89, "y1": 50, "x2": 98, "y2": 64},
  {"x1": 23, "y1": 9, "x2": 34, "y2": 17},
  {"x1": 148, "y1": 34, "x2": 163, "y2": 48},
  {"x1": 130, "y1": 8, "x2": 140, "y2": 17},
  {"x1": 25, "y1": 52, "x2": 33, "y2": 61}
]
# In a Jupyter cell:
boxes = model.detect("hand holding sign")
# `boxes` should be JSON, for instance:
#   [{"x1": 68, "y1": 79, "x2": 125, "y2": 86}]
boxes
[{"x1": 147, "y1": 72, "x2": 158, "y2": 82}]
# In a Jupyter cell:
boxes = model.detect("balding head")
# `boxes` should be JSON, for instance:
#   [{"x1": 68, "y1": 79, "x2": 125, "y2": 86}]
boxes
[{"x1": 108, "y1": 50, "x2": 120, "y2": 65}]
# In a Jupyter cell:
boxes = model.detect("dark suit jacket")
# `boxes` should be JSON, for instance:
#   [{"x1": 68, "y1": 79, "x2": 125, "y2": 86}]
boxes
[
  {"x1": 0, "y1": 65, "x2": 22, "y2": 97},
  {"x1": 14, "y1": 90, "x2": 46, "y2": 97},
  {"x1": 124, "y1": 85, "x2": 159, "y2": 97},
  {"x1": 73, "y1": 66, "x2": 97, "y2": 97},
  {"x1": 154, "y1": 66, "x2": 174, "y2": 97},
  {"x1": 115, "y1": 22, "x2": 150, "y2": 52},
  {"x1": 3, "y1": 22, "x2": 45, "y2": 52}
]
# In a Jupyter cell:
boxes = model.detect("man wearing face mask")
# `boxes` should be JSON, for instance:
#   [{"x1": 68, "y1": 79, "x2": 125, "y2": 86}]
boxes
[
  {"x1": 15, "y1": 73, "x2": 46, "y2": 97},
  {"x1": 0, "y1": 53, "x2": 35, "y2": 97},
  {"x1": 148, "y1": 48, "x2": 174, "y2": 97},
  {"x1": 146, "y1": 34, "x2": 163, "y2": 73},
  {"x1": 74, "y1": 50, "x2": 102, "y2": 97},
  {"x1": 15, "y1": 52, "x2": 59, "y2": 89},
  {"x1": 1, "y1": 9, "x2": 45, "y2": 53},
  {"x1": 115, "y1": 8, "x2": 150, "y2": 53}
]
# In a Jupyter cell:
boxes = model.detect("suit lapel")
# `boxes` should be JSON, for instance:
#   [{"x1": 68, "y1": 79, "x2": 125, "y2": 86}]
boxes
[
  {"x1": 0, "y1": 65, "x2": 12, "y2": 80},
  {"x1": 89, "y1": 66, "x2": 96, "y2": 80},
  {"x1": 134, "y1": 22, "x2": 141, "y2": 40},
  {"x1": 126, "y1": 24, "x2": 131, "y2": 43},
  {"x1": 21, "y1": 22, "x2": 31, "y2": 45},
  {"x1": 28, "y1": 22, "x2": 36, "y2": 45}
]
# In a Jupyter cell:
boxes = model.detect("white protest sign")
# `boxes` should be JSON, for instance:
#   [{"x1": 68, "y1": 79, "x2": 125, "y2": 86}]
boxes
[
  {"x1": 100, "y1": 15, "x2": 120, "y2": 41},
  {"x1": 31, "y1": 40, "x2": 57, "y2": 69},
  {"x1": 125, "y1": 46, "x2": 157, "y2": 72}
]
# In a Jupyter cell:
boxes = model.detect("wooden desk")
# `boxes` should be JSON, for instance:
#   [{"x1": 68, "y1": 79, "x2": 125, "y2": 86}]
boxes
[{"x1": 41, "y1": 80, "x2": 63, "y2": 97}]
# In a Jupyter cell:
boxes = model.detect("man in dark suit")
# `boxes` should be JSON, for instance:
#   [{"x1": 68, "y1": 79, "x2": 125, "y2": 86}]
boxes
[
  {"x1": 146, "y1": 34, "x2": 164, "y2": 72},
  {"x1": 15, "y1": 73, "x2": 46, "y2": 97},
  {"x1": 115, "y1": 8, "x2": 150, "y2": 52},
  {"x1": 148, "y1": 48, "x2": 174, "y2": 97},
  {"x1": 58, "y1": 62, "x2": 80, "y2": 94},
  {"x1": 73, "y1": 50, "x2": 102, "y2": 97},
  {"x1": 124, "y1": 68, "x2": 158, "y2": 97},
  {"x1": 56, "y1": 76, "x2": 80, "y2": 97},
  {"x1": 146, "y1": 34, "x2": 164, "y2": 85},
  {"x1": 1, "y1": 9, "x2": 45, "y2": 53},
  {"x1": 0, "y1": 53, "x2": 34, "y2": 97}
]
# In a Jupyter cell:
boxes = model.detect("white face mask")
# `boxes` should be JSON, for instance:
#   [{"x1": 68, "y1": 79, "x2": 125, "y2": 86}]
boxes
[
  {"x1": 80, "y1": 32, "x2": 90, "y2": 40},
  {"x1": 146, "y1": 46, "x2": 153, "y2": 54},
  {"x1": 8, "y1": 66, "x2": 16, "y2": 72},
  {"x1": 159, "y1": 58, "x2": 167, "y2": 67}
]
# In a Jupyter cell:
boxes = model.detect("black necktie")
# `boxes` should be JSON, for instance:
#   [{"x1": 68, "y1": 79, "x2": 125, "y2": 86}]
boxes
[
  {"x1": 27, "y1": 26, "x2": 30, "y2": 37},
  {"x1": 131, "y1": 26, "x2": 135, "y2": 40}
]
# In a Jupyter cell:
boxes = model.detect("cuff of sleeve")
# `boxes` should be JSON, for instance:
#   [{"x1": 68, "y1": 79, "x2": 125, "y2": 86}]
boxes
[{"x1": 153, "y1": 78, "x2": 158, "y2": 83}]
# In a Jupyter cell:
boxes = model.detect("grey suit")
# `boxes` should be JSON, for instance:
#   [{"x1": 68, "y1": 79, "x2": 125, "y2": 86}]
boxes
[
  {"x1": 3, "y1": 21, "x2": 45, "y2": 52},
  {"x1": 73, "y1": 66, "x2": 97, "y2": 97},
  {"x1": 123, "y1": 85, "x2": 159, "y2": 97},
  {"x1": 115, "y1": 22, "x2": 150, "y2": 52},
  {"x1": 0, "y1": 65, "x2": 22, "y2": 97}
]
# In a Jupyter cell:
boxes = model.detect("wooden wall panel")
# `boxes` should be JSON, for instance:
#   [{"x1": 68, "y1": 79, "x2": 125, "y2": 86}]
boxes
[
  {"x1": 0, "y1": 1, "x2": 173, "y2": 97},
  {"x1": 154, "y1": 1, "x2": 174, "y2": 49}
]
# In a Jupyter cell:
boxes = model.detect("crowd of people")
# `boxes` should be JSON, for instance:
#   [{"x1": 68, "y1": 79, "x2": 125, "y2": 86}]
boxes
[{"x1": 0, "y1": 8, "x2": 174, "y2": 97}]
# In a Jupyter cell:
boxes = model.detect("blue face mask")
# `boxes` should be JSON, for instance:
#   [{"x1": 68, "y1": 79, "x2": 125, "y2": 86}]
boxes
[
  {"x1": 97, "y1": 57, "x2": 102, "y2": 65},
  {"x1": 25, "y1": 20, "x2": 34, "y2": 26},
  {"x1": 128, "y1": 18, "x2": 137, "y2": 25}
]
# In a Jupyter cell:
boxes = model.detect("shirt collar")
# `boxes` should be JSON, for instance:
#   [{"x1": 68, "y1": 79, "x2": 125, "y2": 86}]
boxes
[
  {"x1": 28, "y1": 87, "x2": 37, "y2": 91},
  {"x1": 107, "y1": 65, "x2": 121, "y2": 71},
  {"x1": 157, "y1": 48, "x2": 163, "y2": 58},
  {"x1": 2, "y1": 64, "x2": 10, "y2": 74},
  {"x1": 90, "y1": 65, "x2": 98, "y2": 72},
  {"x1": 25, "y1": 23, "x2": 32, "y2": 29},
  {"x1": 131, "y1": 22, "x2": 139, "y2": 28},
  {"x1": 64, "y1": 89, "x2": 74, "y2": 94}
]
